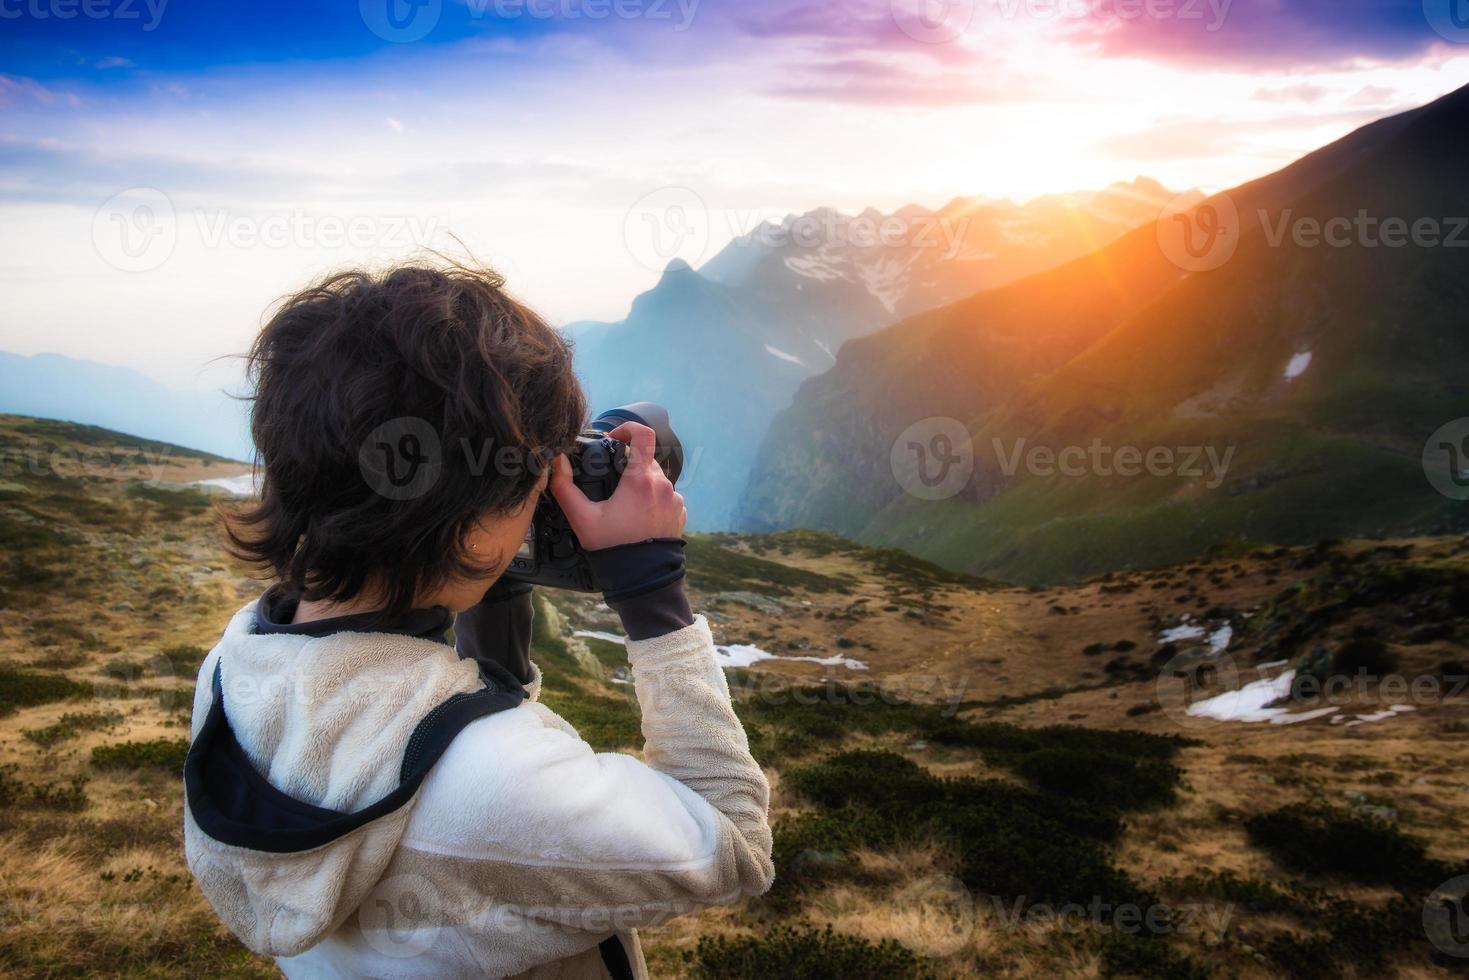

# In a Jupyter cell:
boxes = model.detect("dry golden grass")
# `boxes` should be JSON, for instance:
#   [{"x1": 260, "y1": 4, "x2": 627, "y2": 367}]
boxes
[{"x1": 4, "y1": 420, "x2": 1469, "y2": 977}]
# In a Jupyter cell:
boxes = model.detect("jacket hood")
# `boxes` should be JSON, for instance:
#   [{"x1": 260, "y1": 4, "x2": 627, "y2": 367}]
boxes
[{"x1": 183, "y1": 603, "x2": 522, "y2": 957}]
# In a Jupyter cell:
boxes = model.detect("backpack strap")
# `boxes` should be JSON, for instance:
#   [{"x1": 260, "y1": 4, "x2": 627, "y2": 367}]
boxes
[{"x1": 185, "y1": 661, "x2": 524, "y2": 854}]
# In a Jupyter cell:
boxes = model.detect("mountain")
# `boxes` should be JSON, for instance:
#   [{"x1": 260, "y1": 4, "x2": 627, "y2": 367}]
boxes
[
  {"x1": 701, "y1": 179, "x2": 1178, "y2": 321},
  {"x1": 572, "y1": 181, "x2": 1179, "y2": 528},
  {"x1": 0, "y1": 352, "x2": 252, "y2": 462},
  {"x1": 738, "y1": 85, "x2": 1469, "y2": 582}
]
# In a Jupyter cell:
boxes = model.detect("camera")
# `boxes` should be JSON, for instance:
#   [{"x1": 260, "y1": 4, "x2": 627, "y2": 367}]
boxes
[{"x1": 501, "y1": 402, "x2": 683, "y2": 592}]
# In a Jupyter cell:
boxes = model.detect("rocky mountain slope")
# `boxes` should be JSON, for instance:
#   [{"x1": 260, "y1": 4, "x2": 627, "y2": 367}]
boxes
[
  {"x1": 572, "y1": 182, "x2": 1179, "y2": 529},
  {"x1": 739, "y1": 84, "x2": 1469, "y2": 582}
]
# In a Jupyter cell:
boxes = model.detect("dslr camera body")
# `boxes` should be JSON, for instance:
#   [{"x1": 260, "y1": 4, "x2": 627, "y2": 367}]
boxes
[{"x1": 502, "y1": 402, "x2": 683, "y2": 592}]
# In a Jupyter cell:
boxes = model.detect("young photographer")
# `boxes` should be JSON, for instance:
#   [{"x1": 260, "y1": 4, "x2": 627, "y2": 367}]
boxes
[{"x1": 182, "y1": 264, "x2": 774, "y2": 979}]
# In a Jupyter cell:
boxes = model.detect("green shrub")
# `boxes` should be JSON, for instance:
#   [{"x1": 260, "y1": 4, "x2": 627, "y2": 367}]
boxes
[
  {"x1": 22, "y1": 709, "x2": 124, "y2": 748},
  {"x1": 160, "y1": 644, "x2": 208, "y2": 675},
  {"x1": 91, "y1": 737, "x2": 190, "y2": 772},
  {"x1": 685, "y1": 535, "x2": 855, "y2": 595},
  {"x1": 1332, "y1": 639, "x2": 1399, "y2": 678},
  {"x1": 0, "y1": 666, "x2": 92, "y2": 716},
  {"x1": 688, "y1": 925, "x2": 936, "y2": 979},
  {"x1": 778, "y1": 751, "x2": 1147, "y2": 913},
  {"x1": 1017, "y1": 748, "x2": 1182, "y2": 809},
  {"x1": 1245, "y1": 803, "x2": 1444, "y2": 886},
  {"x1": 1101, "y1": 933, "x2": 1210, "y2": 980},
  {"x1": 537, "y1": 690, "x2": 641, "y2": 751},
  {"x1": 101, "y1": 656, "x2": 147, "y2": 680},
  {"x1": 0, "y1": 765, "x2": 89, "y2": 811}
]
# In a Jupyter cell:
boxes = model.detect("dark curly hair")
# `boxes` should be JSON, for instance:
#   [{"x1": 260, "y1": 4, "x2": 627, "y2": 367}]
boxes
[{"x1": 225, "y1": 262, "x2": 587, "y2": 617}]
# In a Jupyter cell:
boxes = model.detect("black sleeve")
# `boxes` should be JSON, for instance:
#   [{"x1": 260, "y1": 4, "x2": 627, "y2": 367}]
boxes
[
  {"x1": 585, "y1": 538, "x2": 695, "y2": 641},
  {"x1": 454, "y1": 577, "x2": 535, "y2": 689}
]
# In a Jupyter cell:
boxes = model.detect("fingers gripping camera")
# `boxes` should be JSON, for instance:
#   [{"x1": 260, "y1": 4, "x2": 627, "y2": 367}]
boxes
[{"x1": 502, "y1": 402, "x2": 684, "y2": 592}]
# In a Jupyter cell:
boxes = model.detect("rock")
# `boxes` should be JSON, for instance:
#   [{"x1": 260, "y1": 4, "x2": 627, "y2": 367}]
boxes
[
  {"x1": 111, "y1": 601, "x2": 136, "y2": 612},
  {"x1": 715, "y1": 591, "x2": 786, "y2": 616},
  {"x1": 1356, "y1": 804, "x2": 1398, "y2": 823}
]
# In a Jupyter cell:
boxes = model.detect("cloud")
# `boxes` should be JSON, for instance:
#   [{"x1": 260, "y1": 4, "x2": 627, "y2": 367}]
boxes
[
  {"x1": 763, "y1": 56, "x2": 1013, "y2": 106},
  {"x1": 0, "y1": 135, "x2": 614, "y2": 208},
  {"x1": 0, "y1": 75, "x2": 80, "y2": 109},
  {"x1": 95, "y1": 57, "x2": 137, "y2": 70},
  {"x1": 1060, "y1": 0, "x2": 1446, "y2": 68}
]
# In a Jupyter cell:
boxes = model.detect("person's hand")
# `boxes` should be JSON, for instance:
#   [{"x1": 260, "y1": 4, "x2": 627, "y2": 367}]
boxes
[{"x1": 549, "y1": 421, "x2": 686, "y2": 551}]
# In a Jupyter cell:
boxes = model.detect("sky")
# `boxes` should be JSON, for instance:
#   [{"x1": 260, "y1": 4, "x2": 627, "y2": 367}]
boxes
[{"x1": 1, "y1": 0, "x2": 1468, "y2": 390}]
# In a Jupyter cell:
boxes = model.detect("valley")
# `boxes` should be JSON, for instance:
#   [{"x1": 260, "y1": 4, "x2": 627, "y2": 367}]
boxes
[
  {"x1": 1, "y1": 417, "x2": 1466, "y2": 978},
  {"x1": 740, "y1": 84, "x2": 1469, "y2": 584}
]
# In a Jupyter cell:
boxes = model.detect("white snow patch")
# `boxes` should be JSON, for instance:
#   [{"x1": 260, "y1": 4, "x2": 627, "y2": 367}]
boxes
[
  {"x1": 573, "y1": 629, "x2": 626, "y2": 645},
  {"x1": 1284, "y1": 350, "x2": 1313, "y2": 380},
  {"x1": 1159, "y1": 620, "x2": 1232, "y2": 654},
  {"x1": 1159, "y1": 623, "x2": 1205, "y2": 643},
  {"x1": 716, "y1": 643, "x2": 867, "y2": 671},
  {"x1": 1333, "y1": 704, "x2": 1417, "y2": 727},
  {"x1": 765, "y1": 344, "x2": 806, "y2": 366},
  {"x1": 783, "y1": 254, "x2": 842, "y2": 281},
  {"x1": 194, "y1": 473, "x2": 257, "y2": 496},
  {"x1": 1186, "y1": 669, "x2": 1339, "y2": 725}
]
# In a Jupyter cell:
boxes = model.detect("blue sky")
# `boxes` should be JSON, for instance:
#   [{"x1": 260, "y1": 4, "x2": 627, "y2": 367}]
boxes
[{"x1": 2, "y1": 0, "x2": 1468, "y2": 388}]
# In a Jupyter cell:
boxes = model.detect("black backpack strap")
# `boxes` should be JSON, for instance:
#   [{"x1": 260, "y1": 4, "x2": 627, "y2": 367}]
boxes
[
  {"x1": 185, "y1": 661, "x2": 524, "y2": 854},
  {"x1": 599, "y1": 934, "x2": 635, "y2": 980}
]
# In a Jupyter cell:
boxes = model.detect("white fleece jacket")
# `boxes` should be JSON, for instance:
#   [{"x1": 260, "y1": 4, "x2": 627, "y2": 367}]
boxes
[{"x1": 184, "y1": 602, "x2": 774, "y2": 979}]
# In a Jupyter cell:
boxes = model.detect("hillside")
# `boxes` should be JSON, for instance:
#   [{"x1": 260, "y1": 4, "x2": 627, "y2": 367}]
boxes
[
  {"x1": 574, "y1": 184, "x2": 1177, "y2": 529},
  {"x1": 0, "y1": 353, "x2": 253, "y2": 463},
  {"x1": 1, "y1": 417, "x2": 1466, "y2": 977},
  {"x1": 738, "y1": 84, "x2": 1469, "y2": 583}
]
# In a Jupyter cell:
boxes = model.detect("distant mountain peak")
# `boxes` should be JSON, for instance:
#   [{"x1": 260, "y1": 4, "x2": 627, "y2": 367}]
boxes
[{"x1": 662, "y1": 257, "x2": 693, "y2": 275}]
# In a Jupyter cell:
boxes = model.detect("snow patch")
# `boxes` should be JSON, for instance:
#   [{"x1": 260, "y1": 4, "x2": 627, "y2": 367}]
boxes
[
  {"x1": 194, "y1": 473, "x2": 257, "y2": 496},
  {"x1": 716, "y1": 643, "x2": 867, "y2": 671},
  {"x1": 783, "y1": 254, "x2": 842, "y2": 281},
  {"x1": 1330, "y1": 704, "x2": 1416, "y2": 727},
  {"x1": 1284, "y1": 350, "x2": 1313, "y2": 380},
  {"x1": 1159, "y1": 619, "x2": 1232, "y2": 655},
  {"x1": 1186, "y1": 669, "x2": 1338, "y2": 725},
  {"x1": 573, "y1": 629, "x2": 626, "y2": 645}
]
